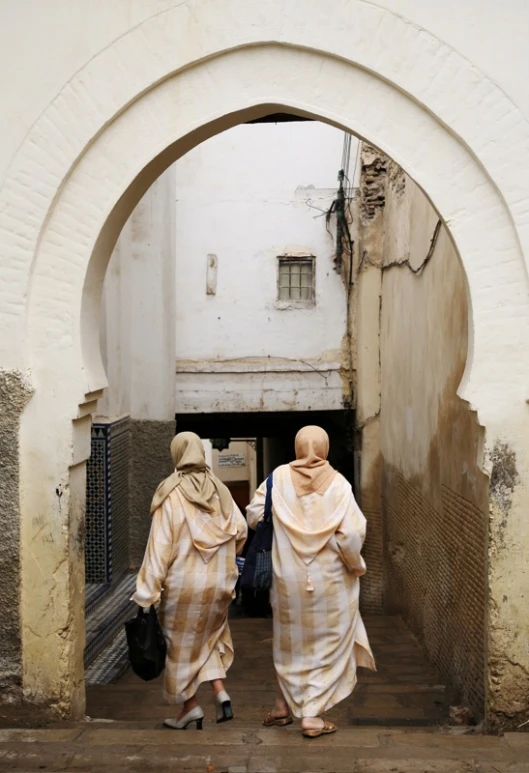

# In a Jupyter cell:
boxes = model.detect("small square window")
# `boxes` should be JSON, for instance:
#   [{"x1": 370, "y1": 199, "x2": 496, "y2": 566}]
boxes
[{"x1": 277, "y1": 257, "x2": 314, "y2": 303}]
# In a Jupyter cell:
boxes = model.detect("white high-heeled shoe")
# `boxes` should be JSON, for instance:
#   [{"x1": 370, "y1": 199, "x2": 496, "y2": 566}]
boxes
[
  {"x1": 163, "y1": 706, "x2": 204, "y2": 730},
  {"x1": 215, "y1": 690, "x2": 233, "y2": 723}
]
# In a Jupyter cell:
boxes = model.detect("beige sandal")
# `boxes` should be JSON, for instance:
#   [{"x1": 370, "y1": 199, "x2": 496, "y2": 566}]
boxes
[
  {"x1": 263, "y1": 711, "x2": 294, "y2": 727},
  {"x1": 302, "y1": 719, "x2": 337, "y2": 738}
]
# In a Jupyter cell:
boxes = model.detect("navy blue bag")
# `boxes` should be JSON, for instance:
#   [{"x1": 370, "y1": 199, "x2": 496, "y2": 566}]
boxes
[{"x1": 241, "y1": 474, "x2": 273, "y2": 591}]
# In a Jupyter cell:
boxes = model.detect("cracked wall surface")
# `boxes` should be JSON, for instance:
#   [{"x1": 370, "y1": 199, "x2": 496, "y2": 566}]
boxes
[
  {"x1": 487, "y1": 440, "x2": 529, "y2": 731},
  {"x1": 350, "y1": 145, "x2": 386, "y2": 613},
  {"x1": 354, "y1": 149, "x2": 490, "y2": 718},
  {"x1": 0, "y1": 370, "x2": 32, "y2": 703},
  {"x1": 379, "y1": 168, "x2": 489, "y2": 719}
]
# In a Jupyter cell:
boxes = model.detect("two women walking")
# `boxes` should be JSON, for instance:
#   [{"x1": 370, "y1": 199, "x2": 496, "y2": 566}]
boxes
[{"x1": 133, "y1": 426, "x2": 375, "y2": 737}]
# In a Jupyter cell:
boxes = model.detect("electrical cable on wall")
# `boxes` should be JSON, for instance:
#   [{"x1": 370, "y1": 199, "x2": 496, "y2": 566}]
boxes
[{"x1": 324, "y1": 132, "x2": 358, "y2": 410}]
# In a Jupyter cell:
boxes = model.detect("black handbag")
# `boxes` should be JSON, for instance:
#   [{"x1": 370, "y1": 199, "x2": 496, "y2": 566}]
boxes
[
  {"x1": 124, "y1": 604, "x2": 167, "y2": 681},
  {"x1": 241, "y1": 473, "x2": 273, "y2": 591}
]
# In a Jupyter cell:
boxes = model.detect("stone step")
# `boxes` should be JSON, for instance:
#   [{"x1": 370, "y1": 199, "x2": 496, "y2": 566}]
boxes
[{"x1": 0, "y1": 727, "x2": 527, "y2": 773}]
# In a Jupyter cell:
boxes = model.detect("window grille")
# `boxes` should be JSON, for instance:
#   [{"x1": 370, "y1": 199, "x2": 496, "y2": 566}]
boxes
[{"x1": 277, "y1": 257, "x2": 314, "y2": 302}]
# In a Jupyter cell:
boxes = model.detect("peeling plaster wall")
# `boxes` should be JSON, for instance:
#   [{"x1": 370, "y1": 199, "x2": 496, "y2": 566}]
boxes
[
  {"x1": 0, "y1": 371, "x2": 32, "y2": 703},
  {"x1": 350, "y1": 145, "x2": 388, "y2": 613},
  {"x1": 487, "y1": 440, "x2": 529, "y2": 731},
  {"x1": 377, "y1": 163, "x2": 489, "y2": 718}
]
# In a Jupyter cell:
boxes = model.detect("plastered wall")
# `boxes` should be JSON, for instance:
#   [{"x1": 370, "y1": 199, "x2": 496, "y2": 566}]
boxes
[{"x1": 357, "y1": 154, "x2": 489, "y2": 717}]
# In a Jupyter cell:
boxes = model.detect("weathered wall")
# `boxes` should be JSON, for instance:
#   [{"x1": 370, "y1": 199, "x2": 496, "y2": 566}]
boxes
[
  {"x1": 128, "y1": 420, "x2": 175, "y2": 569},
  {"x1": 377, "y1": 162, "x2": 489, "y2": 718},
  {"x1": 103, "y1": 122, "x2": 353, "y2": 419},
  {"x1": 0, "y1": 371, "x2": 32, "y2": 704},
  {"x1": 351, "y1": 146, "x2": 387, "y2": 614},
  {"x1": 487, "y1": 439, "x2": 527, "y2": 731}
]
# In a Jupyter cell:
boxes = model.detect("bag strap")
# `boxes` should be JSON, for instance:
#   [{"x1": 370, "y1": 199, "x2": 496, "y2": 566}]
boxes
[{"x1": 263, "y1": 473, "x2": 273, "y2": 523}]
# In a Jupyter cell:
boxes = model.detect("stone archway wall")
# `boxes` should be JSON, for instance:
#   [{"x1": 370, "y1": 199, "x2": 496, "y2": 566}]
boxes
[{"x1": 0, "y1": 1, "x2": 528, "y2": 726}]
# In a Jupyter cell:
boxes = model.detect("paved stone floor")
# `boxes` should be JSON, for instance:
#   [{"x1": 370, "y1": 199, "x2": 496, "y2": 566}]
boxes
[{"x1": 1, "y1": 617, "x2": 528, "y2": 771}]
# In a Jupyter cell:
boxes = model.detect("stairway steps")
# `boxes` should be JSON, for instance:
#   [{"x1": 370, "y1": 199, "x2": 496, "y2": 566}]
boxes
[{"x1": 85, "y1": 629, "x2": 130, "y2": 686}]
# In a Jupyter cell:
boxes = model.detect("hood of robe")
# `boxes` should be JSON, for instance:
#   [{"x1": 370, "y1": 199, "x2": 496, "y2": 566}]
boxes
[
  {"x1": 271, "y1": 477, "x2": 351, "y2": 565},
  {"x1": 183, "y1": 503, "x2": 239, "y2": 564}
]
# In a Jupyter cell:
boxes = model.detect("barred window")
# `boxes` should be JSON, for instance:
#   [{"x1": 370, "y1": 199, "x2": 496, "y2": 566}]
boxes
[{"x1": 277, "y1": 257, "x2": 314, "y2": 303}]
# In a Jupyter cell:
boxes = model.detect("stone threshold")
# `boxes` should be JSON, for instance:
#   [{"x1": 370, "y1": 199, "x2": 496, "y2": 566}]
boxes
[{"x1": 0, "y1": 726, "x2": 527, "y2": 772}]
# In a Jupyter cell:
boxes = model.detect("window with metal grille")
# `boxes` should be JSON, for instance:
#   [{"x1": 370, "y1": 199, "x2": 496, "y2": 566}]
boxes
[{"x1": 277, "y1": 257, "x2": 314, "y2": 303}]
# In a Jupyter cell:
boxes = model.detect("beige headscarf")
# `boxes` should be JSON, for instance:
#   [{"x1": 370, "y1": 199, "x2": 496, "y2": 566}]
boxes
[
  {"x1": 150, "y1": 432, "x2": 233, "y2": 517},
  {"x1": 289, "y1": 425, "x2": 337, "y2": 497}
]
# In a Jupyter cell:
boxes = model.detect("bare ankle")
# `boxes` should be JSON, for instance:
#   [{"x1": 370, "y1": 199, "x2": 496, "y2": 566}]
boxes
[
  {"x1": 181, "y1": 697, "x2": 198, "y2": 715},
  {"x1": 301, "y1": 716, "x2": 322, "y2": 729},
  {"x1": 210, "y1": 679, "x2": 225, "y2": 696}
]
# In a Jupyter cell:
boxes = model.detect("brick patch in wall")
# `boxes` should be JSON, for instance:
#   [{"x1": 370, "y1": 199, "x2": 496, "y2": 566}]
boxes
[
  {"x1": 361, "y1": 508, "x2": 384, "y2": 614},
  {"x1": 383, "y1": 471, "x2": 486, "y2": 719}
]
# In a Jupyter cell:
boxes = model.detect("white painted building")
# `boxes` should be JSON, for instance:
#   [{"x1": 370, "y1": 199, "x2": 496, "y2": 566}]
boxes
[
  {"x1": 173, "y1": 122, "x2": 354, "y2": 413},
  {"x1": 101, "y1": 122, "x2": 355, "y2": 420}
]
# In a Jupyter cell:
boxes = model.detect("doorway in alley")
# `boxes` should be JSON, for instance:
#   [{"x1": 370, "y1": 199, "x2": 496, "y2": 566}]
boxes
[{"x1": 175, "y1": 410, "x2": 356, "y2": 486}]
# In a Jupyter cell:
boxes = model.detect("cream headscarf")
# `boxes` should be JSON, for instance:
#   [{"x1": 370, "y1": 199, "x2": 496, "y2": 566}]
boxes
[
  {"x1": 150, "y1": 432, "x2": 233, "y2": 517},
  {"x1": 289, "y1": 425, "x2": 337, "y2": 497}
]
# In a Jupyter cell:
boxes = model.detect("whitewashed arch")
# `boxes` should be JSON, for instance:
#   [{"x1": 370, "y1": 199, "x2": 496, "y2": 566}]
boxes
[
  {"x1": 22, "y1": 42, "x2": 529, "y2": 416},
  {"x1": 0, "y1": 0, "x2": 528, "y2": 718}
]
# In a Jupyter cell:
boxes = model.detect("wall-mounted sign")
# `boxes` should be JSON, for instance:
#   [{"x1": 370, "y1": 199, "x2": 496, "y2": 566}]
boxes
[
  {"x1": 218, "y1": 453, "x2": 246, "y2": 468},
  {"x1": 211, "y1": 437, "x2": 231, "y2": 451}
]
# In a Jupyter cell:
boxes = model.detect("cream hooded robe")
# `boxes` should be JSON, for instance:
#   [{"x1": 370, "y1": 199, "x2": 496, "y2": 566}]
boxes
[
  {"x1": 133, "y1": 434, "x2": 247, "y2": 704},
  {"x1": 246, "y1": 463, "x2": 375, "y2": 718}
]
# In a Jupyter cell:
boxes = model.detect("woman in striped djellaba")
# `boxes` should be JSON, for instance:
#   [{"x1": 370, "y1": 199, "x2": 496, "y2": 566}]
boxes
[
  {"x1": 133, "y1": 432, "x2": 247, "y2": 730},
  {"x1": 247, "y1": 425, "x2": 375, "y2": 738}
]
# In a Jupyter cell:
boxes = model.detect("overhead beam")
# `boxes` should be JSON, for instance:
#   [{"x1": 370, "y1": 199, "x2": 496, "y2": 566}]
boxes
[{"x1": 245, "y1": 113, "x2": 313, "y2": 124}]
